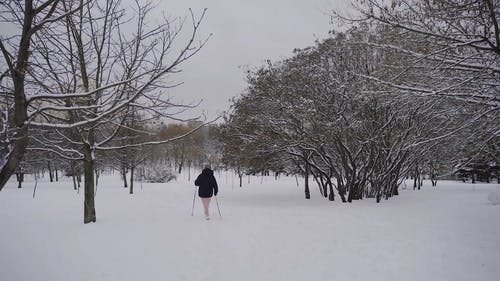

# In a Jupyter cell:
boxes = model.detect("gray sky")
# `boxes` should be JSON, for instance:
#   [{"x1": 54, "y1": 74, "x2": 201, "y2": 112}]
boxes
[{"x1": 157, "y1": 0, "x2": 349, "y2": 121}]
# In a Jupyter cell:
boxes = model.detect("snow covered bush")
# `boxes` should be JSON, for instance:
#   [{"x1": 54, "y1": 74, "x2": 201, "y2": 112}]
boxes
[
  {"x1": 487, "y1": 189, "x2": 500, "y2": 205},
  {"x1": 137, "y1": 165, "x2": 176, "y2": 183}
]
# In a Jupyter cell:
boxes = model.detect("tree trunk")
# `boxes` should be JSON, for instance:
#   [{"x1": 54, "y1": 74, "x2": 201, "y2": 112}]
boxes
[
  {"x1": 16, "y1": 172, "x2": 24, "y2": 189},
  {"x1": 129, "y1": 166, "x2": 134, "y2": 194},
  {"x1": 304, "y1": 163, "x2": 310, "y2": 199},
  {"x1": 95, "y1": 168, "x2": 100, "y2": 187},
  {"x1": 392, "y1": 183, "x2": 399, "y2": 196},
  {"x1": 328, "y1": 180, "x2": 335, "y2": 201},
  {"x1": 316, "y1": 174, "x2": 328, "y2": 198},
  {"x1": 55, "y1": 167, "x2": 59, "y2": 181},
  {"x1": 83, "y1": 146, "x2": 96, "y2": 224},
  {"x1": 337, "y1": 178, "x2": 347, "y2": 202},
  {"x1": 47, "y1": 161, "x2": 54, "y2": 182},
  {"x1": 77, "y1": 174, "x2": 81, "y2": 188},
  {"x1": 0, "y1": 2, "x2": 36, "y2": 191},
  {"x1": 431, "y1": 175, "x2": 437, "y2": 187},
  {"x1": 0, "y1": 128, "x2": 28, "y2": 191},
  {"x1": 347, "y1": 181, "x2": 355, "y2": 203},
  {"x1": 122, "y1": 167, "x2": 128, "y2": 188},
  {"x1": 72, "y1": 171, "x2": 77, "y2": 191}
]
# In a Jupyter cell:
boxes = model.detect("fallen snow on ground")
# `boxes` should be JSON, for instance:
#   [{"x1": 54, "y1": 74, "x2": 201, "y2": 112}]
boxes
[
  {"x1": 488, "y1": 188, "x2": 500, "y2": 205},
  {"x1": 0, "y1": 172, "x2": 499, "y2": 281}
]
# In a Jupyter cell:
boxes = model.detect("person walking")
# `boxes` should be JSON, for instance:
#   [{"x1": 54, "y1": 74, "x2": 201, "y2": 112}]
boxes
[{"x1": 194, "y1": 166, "x2": 218, "y2": 220}]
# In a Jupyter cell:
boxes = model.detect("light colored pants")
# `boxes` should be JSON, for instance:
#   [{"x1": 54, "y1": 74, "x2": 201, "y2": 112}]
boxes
[{"x1": 201, "y1": 197, "x2": 211, "y2": 217}]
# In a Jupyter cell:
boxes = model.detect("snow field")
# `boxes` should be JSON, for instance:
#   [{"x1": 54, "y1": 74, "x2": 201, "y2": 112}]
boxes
[
  {"x1": 0, "y1": 172, "x2": 499, "y2": 281},
  {"x1": 488, "y1": 188, "x2": 500, "y2": 205}
]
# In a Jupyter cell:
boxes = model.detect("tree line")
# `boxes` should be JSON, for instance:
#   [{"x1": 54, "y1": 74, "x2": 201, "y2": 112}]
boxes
[
  {"x1": 217, "y1": 0, "x2": 499, "y2": 202},
  {"x1": 15, "y1": 121, "x2": 218, "y2": 191}
]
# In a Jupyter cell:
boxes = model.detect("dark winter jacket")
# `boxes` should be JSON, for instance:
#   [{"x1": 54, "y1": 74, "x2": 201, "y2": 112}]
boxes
[{"x1": 195, "y1": 168, "x2": 218, "y2": 198}]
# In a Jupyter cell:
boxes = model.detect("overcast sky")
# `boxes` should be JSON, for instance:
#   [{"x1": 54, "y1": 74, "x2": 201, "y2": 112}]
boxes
[{"x1": 156, "y1": 0, "x2": 349, "y2": 121}]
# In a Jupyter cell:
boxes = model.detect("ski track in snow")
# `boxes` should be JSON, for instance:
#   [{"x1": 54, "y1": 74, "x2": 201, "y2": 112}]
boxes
[{"x1": 0, "y1": 173, "x2": 499, "y2": 281}]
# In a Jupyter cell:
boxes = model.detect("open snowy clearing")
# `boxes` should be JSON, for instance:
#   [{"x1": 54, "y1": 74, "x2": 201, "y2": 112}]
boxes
[{"x1": 1, "y1": 172, "x2": 499, "y2": 281}]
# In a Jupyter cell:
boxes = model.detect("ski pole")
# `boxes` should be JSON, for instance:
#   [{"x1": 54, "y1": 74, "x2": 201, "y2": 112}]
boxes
[
  {"x1": 215, "y1": 196, "x2": 222, "y2": 219},
  {"x1": 191, "y1": 188, "x2": 197, "y2": 216}
]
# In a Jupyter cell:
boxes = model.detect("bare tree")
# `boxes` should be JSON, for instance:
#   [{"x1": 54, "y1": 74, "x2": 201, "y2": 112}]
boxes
[
  {"x1": 0, "y1": 0, "x2": 76, "y2": 190},
  {"x1": 1, "y1": 0, "x2": 209, "y2": 223}
]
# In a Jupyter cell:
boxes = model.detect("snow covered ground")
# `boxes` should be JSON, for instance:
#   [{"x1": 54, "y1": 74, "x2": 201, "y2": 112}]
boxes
[{"x1": 1, "y1": 171, "x2": 499, "y2": 281}]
